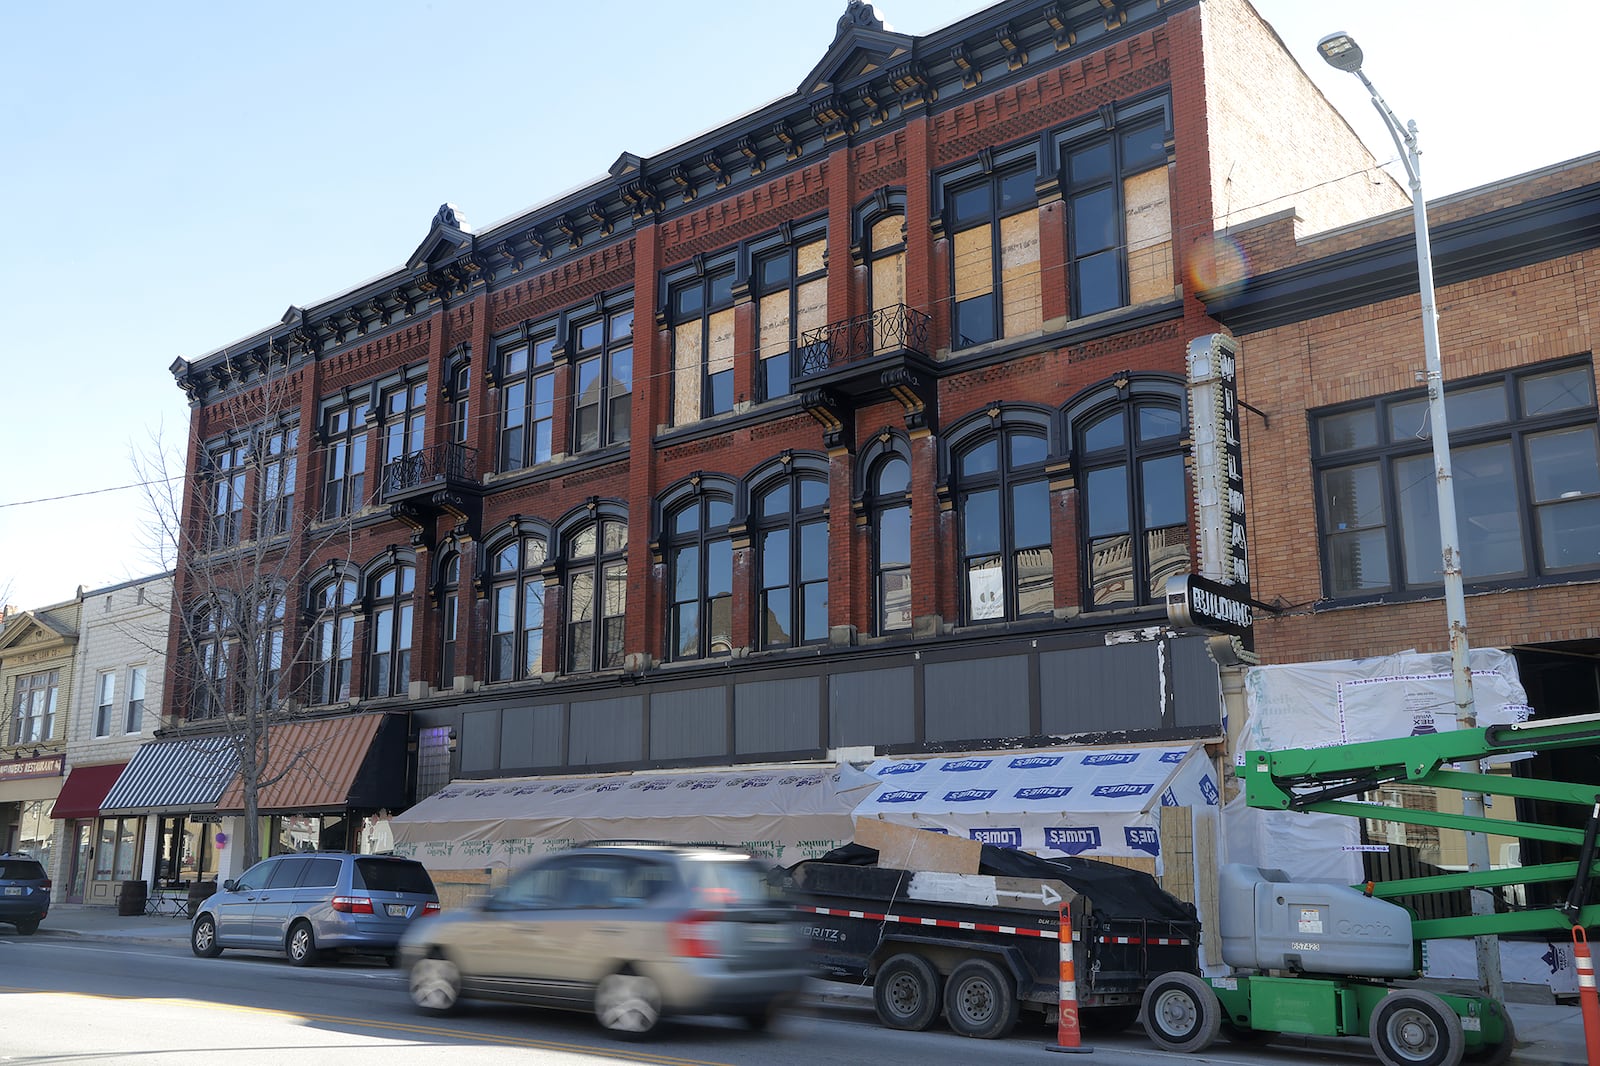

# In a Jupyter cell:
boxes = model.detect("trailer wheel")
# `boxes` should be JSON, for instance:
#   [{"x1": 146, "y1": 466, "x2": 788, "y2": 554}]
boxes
[
  {"x1": 943, "y1": 958, "x2": 1019, "y2": 1039},
  {"x1": 1141, "y1": 972, "x2": 1222, "y2": 1053},
  {"x1": 873, "y1": 953, "x2": 942, "y2": 1031},
  {"x1": 1369, "y1": 990, "x2": 1465, "y2": 1066}
]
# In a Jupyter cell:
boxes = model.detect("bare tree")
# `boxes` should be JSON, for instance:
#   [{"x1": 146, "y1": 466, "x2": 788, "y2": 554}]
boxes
[{"x1": 135, "y1": 349, "x2": 364, "y2": 867}]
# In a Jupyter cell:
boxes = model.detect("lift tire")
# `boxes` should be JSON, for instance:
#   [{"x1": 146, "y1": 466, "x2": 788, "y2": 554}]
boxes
[
  {"x1": 1369, "y1": 989, "x2": 1465, "y2": 1066},
  {"x1": 943, "y1": 958, "x2": 1019, "y2": 1039},
  {"x1": 1141, "y1": 972, "x2": 1222, "y2": 1053},
  {"x1": 1462, "y1": 998, "x2": 1515, "y2": 1066},
  {"x1": 873, "y1": 953, "x2": 942, "y2": 1031}
]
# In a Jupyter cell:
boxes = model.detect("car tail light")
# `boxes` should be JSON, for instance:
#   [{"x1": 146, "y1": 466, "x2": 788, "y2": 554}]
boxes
[
  {"x1": 331, "y1": 895, "x2": 374, "y2": 914},
  {"x1": 421, "y1": 901, "x2": 441, "y2": 917},
  {"x1": 41, "y1": 879, "x2": 52, "y2": 891},
  {"x1": 670, "y1": 911, "x2": 725, "y2": 959}
]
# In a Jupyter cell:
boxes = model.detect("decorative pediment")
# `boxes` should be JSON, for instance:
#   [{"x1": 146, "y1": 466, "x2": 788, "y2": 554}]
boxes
[
  {"x1": 406, "y1": 202, "x2": 475, "y2": 272},
  {"x1": 0, "y1": 611, "x2": 77, "y2": 655},
  {"x1": 800, "y1": 2, "x2": 913, "y2": 97}
]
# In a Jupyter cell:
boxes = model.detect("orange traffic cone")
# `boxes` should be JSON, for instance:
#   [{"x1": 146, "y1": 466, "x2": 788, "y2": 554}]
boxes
[
  {"x1": 1574, "y1": 927, "x2": 1600, "y2": 1066},
  {"x1": 1045, "y1": 901, "x2": 1093, "y2": 1054}
]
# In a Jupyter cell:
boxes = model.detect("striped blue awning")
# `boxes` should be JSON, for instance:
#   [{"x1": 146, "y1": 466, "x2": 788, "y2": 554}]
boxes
[{"x1": 100, "y1": 736, "x2": 239, "y2": 814}]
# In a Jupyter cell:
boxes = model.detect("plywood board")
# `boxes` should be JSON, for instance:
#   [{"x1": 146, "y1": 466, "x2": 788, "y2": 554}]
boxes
[{"x1": 856, "y1": 816, "x2": 982, "y2": 874}]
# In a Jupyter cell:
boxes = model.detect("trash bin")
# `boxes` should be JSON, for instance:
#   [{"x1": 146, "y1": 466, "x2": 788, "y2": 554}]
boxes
[
  {"x1": 117, "y1": 879, "x2": 148, "y2": 916},
  {"x1": 187, "y1": 880, "x2": 217, "y2": 914}
]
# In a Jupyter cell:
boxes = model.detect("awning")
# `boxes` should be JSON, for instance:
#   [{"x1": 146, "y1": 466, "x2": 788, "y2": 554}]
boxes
[
  {"x1": 49, "y1": 762, "x2": 128, "y2": 820},
  {"x1": 392, "y1": 764, "x2": 880, "y2": 872},
  {"x1": 101, "y1": 736, "x2": 238, "y2": 814},
  {"x1": 214, "y1": 713, "x2": 405, "y2": 814},
  {"x1": 854, "y1": 744, "x2": 1220, "y2": 864}
]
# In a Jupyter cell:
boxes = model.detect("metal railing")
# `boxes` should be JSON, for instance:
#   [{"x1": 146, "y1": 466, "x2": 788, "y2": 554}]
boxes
[
  {"x1": 380, "y1": 442, "x2": 477, "y2": 500},
  {"x1": 796, "y1": 303, "x2": 932, "y2": 379}
]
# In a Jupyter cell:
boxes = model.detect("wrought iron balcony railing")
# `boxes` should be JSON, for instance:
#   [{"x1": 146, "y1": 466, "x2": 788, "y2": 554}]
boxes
[
  {"x1": 796, "y1": 303, "x2": 932, "y2": 379},
  {"x1": 380, "y1": 442, "x2": 477, "y2": 502}
]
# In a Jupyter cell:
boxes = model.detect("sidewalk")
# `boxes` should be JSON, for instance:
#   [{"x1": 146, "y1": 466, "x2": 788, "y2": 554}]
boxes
[{"x1": 30, "y1": 904, "x2": 1590, "y2": 1063}]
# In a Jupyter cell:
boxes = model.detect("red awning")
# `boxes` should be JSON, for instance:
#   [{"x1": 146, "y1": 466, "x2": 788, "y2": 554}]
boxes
[{"x1": 49, "y1": 762, "x2": 129, "y2": 821}]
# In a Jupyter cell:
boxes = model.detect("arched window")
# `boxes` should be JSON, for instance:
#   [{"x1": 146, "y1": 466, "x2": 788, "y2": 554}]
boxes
[
  {"x1": 1068, "y1": 380, "x2": 1189, "y2": 609},
  {"x1": 565, "y1": 517, "x2": 627, "y2": 672},
  {"x1": 309, "y1": 575, "x2": 358, "y2": 705},
  {"x1": 752, "y1": 466, "x2": 829, "y2": 648},
  {"x1": 950, "y1": 413, "x2": 1054, "y2": 623},
  {"x1": 664, "y1": 488, "x2": 734, "y2": 660},
  {"x1": 367, "y1": 562, "x2": 414, "y2": 698},
  {"x1": 870, "y1": 454, "x2": 913, "y2": 634},
  {"x1": 489, "y1": 531, "x2": 548, "y2": 682},
  {"x1": 439, "y1": 552, "x2": 461, "y2": 685}
]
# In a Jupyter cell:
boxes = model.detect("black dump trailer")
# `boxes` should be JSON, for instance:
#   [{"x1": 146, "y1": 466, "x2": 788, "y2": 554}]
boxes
[{"x1": 782, "y1": 843, "x2": 1200, "y2": 1039}]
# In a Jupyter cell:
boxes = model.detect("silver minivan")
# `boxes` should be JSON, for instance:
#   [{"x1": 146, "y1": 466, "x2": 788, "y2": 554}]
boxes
[{"x1": 192, "y1": 852, "x2": 439, "y2": 966}]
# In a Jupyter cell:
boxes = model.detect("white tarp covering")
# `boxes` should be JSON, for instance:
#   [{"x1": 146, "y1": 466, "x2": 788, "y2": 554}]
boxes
[
  {"x1": 1230, "y1": 649, "x2": 1532, "y2": 884},
  {"x1": 854, "y1": 745, "x2": 1220, "y2": 866},
  {"x1": 391, "y1": 763, "x2": 878, "y2": 871}
]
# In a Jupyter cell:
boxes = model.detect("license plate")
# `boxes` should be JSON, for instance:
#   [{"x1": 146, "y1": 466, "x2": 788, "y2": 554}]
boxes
[
  {"x1": 3, "y1": 887, "x2": 21, "y2": 896},
  {"x1": 747, "y1": 924, "x2": 787, "y2": 944},
  {"x1": 386, "y1": 903, "x2": 409, "y2": 917}
]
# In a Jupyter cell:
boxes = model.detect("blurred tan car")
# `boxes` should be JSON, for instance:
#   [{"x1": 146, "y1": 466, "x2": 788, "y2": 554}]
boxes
[{"x1": 399, "y1": 843, "x2": 809, "y2": 1037}]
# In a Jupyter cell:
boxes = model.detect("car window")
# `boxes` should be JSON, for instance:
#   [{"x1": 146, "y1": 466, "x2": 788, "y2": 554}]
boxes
[
  {"x1": 683, "y1": 857, "x2": 771, "y2": 906},
  {"x1": 498, "y1": 861, "x2": 569, "y2": 909},
  {"x1": 352, "y1": 858, "x2": 435, "y2": 894},
  {"x1": 0, "y1": 860, "x2": 45, "y2": 880},
  {"x1": 266, "y1": 857, "x2": 310, "y2": 889},
  {"x1": 300, "y1": 857, "x2": 341, "y2": 889},
  {"x1": 233, "y1": 860, "x2": 276, "y2": 892},
  {"x1": 612, "y1": 859, "x2": 678, "y2": 907},
  {"x1": 556, "y1": 861, "x2": 625, "y2": 909}
]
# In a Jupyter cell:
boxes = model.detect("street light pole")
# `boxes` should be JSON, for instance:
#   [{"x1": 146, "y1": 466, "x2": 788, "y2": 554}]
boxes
[{"x1": 1317, "y1": 31, "x2": 1505, "y2": 1005}]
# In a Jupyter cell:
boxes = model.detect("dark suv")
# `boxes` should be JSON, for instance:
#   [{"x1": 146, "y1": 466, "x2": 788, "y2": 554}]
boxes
[
  {"x1": 0, "y1": 853, "x2": 51, "y2": 935},
  {"x1": 192, "y1": 852, "x2": 439, "y2": 965},
  {"x1": 400, "y1": 843, "x2": 809, "y2": 1037}
]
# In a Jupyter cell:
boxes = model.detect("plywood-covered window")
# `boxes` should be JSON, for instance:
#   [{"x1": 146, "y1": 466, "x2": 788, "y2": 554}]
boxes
[
  {"x1": 867, "y1": 213, "x2": 906, "y2": 353},
  {"x1": 671, "y1": 261, "x2": 736, "y2": 425},
  {"x1": 949, "y1": 167, "x2": 1040, "y2": 349},
  {"x1": 1065, "y1": 118, "x2": 1172, "y2": 317},
  {"x1": 755, "y1": 225, "x2": 827, "y2": 401}
]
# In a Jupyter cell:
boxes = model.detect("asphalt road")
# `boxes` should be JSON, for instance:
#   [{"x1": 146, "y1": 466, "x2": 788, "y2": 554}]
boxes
[{"x1": 0, "y1": 934, "x2": 1380, "y2": 1065}]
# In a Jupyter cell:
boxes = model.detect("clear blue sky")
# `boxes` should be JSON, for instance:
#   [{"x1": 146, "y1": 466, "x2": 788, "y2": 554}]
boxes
[{"x1": 0, "y1": 0, "x2": 1590, "y2": 609}]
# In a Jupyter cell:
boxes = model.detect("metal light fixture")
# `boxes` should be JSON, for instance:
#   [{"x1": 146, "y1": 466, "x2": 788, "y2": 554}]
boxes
[{"x1": 1318, "y1": 29, "x2": 1504, "y2": 1006}]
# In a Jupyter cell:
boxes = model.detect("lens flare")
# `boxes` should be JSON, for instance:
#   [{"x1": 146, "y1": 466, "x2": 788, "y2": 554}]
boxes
[{"x1": 1189, "y1": 235, "x2": 1250, "y2": 294}]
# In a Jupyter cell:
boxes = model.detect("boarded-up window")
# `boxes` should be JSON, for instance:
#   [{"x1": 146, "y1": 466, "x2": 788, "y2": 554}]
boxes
[
  {"x1": 673, "y1": 320, "x2": 702, "y2": 425},
  {"x1": 999, "y1": 209, "x2": 1042, "y2": 336},
  {"x1": 755, "y1": 230, "x2": 827, "y2": 400},
  {"x1": 869, "y1": 214, "x2": 906, "y2": 353},
  {"x1": 1124, "y1": 167, "x2": 1173, "y2": 305}
]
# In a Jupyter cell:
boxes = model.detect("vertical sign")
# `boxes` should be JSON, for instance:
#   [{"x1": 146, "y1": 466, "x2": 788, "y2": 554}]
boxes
[{"x1": 1187, "y1": 334, "x2": 1249, "y2": 589}]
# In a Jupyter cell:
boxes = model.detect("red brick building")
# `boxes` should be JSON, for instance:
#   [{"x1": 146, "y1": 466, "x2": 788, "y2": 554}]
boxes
[{"x1": 153, "y1": 0, "x2": 1410, "y2": 864}]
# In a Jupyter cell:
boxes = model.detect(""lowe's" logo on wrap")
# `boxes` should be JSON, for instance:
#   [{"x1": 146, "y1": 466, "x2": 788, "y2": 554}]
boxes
[
  {"x1": 970, "y1": 827, "x2": 1022, "y2": 848},
  {"x1": 1009, "y1": 755, "x2": 1063, "y2": 770},
  {"x1": 877, "y1": 790, "x2": 927, "y2": 803},
  {"x1": 1016, "y1": 785, "x2": 1073, "y2": 801},
  {"x1": 877, "y1": 761, "x2": 925, "y2": 776},
  {"x1": 1125, "y1": 826, "x2": 1161, "y2": 856},
  {"x1": 1081, "y1": 752, "x2": 1137, "y2": 766},
  {"x1": 1045, "y1": 827, "x2": 1102, "y2": 854},
  {"x1": 944, "y1": 788, "x2": 998, "y2": 803},
  {"x1": 1200, "y1": 775, "x2": 1220, "y2": 805},
  {"x1": 1160, "y1": 751, "x2": 1187, "y2": 764},
  {"x1": 1161, "y1": 787, "x2": 1179, "y2": 807},
  {"x1": 940, "y1": 758, "x2": 993, "y2": 772},
  {"x1": 1092, "y1": 783, "x2": 1154, "y2": 799}
]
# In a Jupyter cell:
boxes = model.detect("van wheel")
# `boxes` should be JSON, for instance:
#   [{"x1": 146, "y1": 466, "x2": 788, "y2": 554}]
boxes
[
  {"x1": 943, "y1": 958, "x2": 1019, "y2": 1039},
  {"x1": 410, "y1": 953, "x2": 463, "y2": 1015},
  {"x1": 595, "y1": 970, "x2": 662, "y2": 1039},
  {"x1": 191, "y1": 915, "x2": 222, "y2": 958},
  {"x1": 286, "y1": 921, "x2": 322, "y2": 967},
  {"x1": 874, "y1": 953, "x2": 942, "y2": 1031},
  {"x1": 1141, "y1": 972, "x2": 1222, "y2": 1053}
]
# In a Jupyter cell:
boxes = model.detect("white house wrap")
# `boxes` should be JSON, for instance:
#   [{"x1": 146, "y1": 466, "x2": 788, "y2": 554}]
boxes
[{"x1": 854, "y1": 745, "x2": 1219, "y2": 867}]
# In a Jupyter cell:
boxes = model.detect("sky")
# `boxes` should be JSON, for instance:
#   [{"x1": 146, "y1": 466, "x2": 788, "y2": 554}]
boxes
[{"x1": 0, "y1": 0, "x2": 1591, "y2": 610}]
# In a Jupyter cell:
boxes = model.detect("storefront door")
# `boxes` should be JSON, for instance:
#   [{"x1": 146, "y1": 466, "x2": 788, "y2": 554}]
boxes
[{"x1": 66, "y1": 822, "x2": 93, "y2": 903}]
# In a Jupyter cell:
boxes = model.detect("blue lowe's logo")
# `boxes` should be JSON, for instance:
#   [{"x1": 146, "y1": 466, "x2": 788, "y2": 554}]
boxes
[
  {"x1": 970, "y1": 828, "x2": 1022, "y2": 848},
  {"x1": 1125, "y1": 826, "x2": 1161, "y2": 856},
  {"x1": 877, "y1": 761, "x2": 925, "y2": 776},
  {"x1": 1081, "y1": 753, "x2": 1137, "y2": 766},
  {"x1": 877, "y1": 790, "x2": 927, "y2": 803},
  {"x1": 1200, "y1": 775, "x2": 1220, "y2": 805},
  {"x1": 944, "y1": 788, "x2": 998, "y2": 803},
  {"x1": 1016, "y1": 785, "x2": 1074, "y2": 801},
  {"x1": 1160, "y1": 751, "x2": 1186, "y2": 764},
  {"x1": 1093, "y1": 783, "x2": 1154, "y2": 799},
  {"x1": 1009, "y1": 755, "x2": 1063, "y2": 770},
  {"x1": 1045, "y1": 827, "x2": 1102, "y2": 854},
  {"x1": 940, "y1": 758, "x2": 993, "y2": 772},
  {"x1": 1161, "y1": 788, "x2": 1179, "y2": 807}
]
